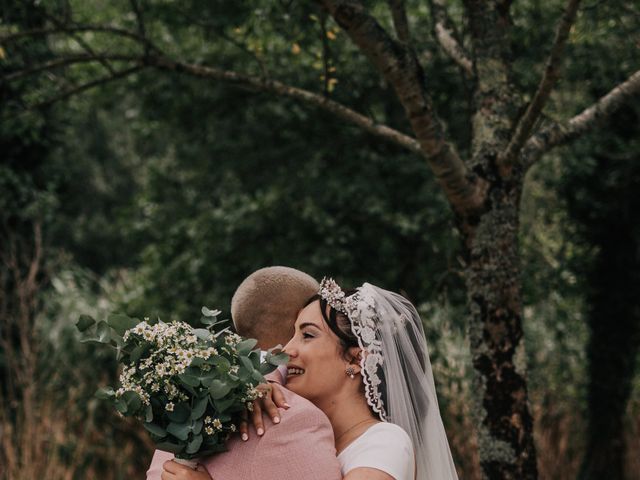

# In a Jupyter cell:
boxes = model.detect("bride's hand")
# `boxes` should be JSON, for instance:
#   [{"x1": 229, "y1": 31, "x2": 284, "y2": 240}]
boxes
[
  {"x1": 239, "y1": 382, "x2": 289, "y2": 440},
  {"x1": 161, "y1": 460, "x2": 211, "y2": 480}
]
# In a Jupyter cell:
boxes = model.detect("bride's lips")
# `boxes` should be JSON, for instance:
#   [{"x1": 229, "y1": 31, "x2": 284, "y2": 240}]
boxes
[{"x1": 286, "y1": 364, "x2": 306, "y2": 378}]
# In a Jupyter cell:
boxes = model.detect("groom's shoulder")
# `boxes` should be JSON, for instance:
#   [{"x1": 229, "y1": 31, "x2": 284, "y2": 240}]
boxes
[{"x1": 277, "y1": 387, "x2": 333, "y2": 432}]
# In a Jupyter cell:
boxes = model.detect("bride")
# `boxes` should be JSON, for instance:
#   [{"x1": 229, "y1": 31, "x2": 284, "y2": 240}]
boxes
[
  {"x1": 164, "y1": 278, "x2": 458, "y2": 480},
  {"x1": 284, "y1": 278, "x2": 459, "y2": 480}
]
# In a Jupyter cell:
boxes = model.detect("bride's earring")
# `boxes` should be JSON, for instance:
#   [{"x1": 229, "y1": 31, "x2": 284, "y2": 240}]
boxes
[{"x1": 345, "y1": 366, "x2": 356, "y2": 379}]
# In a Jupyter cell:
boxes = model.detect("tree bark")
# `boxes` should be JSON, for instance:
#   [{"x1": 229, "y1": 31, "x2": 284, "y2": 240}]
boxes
[{"x1": 462, "y1": 183, "x2": 538, "y2": 479}]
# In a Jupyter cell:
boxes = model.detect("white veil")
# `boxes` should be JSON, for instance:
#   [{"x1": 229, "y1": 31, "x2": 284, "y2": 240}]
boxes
[{"x1": 324, "y1": 280, "x2": 458, "y2": 480}]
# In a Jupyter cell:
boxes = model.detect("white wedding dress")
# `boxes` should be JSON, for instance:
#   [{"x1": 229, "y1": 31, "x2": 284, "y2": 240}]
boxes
[{"x1": 337, "y1": 422, "x2": 415, "y2": 480}]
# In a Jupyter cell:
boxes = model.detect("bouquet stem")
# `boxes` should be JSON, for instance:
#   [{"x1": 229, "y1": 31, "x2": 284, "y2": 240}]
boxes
[{"x1": 174, "y1": 457, "x2": 199, "y2": 469}]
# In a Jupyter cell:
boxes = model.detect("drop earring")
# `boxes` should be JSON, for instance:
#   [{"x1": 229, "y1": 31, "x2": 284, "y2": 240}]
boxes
[{"x1": 345, "y1": 366, "x2": 356, "y2": 379}]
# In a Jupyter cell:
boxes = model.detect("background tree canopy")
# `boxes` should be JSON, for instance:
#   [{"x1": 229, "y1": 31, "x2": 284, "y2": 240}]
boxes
[{"x1": 1, "y1": 1, "x2": 639, "y2": 479}]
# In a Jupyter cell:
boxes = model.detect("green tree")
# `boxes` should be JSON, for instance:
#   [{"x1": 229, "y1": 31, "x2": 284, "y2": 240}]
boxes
[{"x1": 2, "y1": 1, "x2": 640, "y2": 478}]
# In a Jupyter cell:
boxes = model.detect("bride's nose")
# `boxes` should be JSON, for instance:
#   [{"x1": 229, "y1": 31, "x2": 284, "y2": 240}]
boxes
[{"x1": 283, "y1": 338, "x2": 297, "y2": 357}]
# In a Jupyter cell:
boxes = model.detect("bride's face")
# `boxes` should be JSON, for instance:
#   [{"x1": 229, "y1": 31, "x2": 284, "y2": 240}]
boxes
[{"x1": 282, "y1": 300, "x2": 353, "y2": 405}]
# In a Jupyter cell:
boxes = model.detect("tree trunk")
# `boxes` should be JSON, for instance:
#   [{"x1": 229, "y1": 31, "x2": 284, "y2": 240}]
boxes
[
  {"x1": 573, "y1": 152, "x2": 640, "y2": 480},
  {"x1": 462, "y1": 177, "x2": 538, "y2": 479}
]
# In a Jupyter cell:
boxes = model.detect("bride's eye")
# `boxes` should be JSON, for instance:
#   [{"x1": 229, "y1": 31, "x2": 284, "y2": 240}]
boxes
[{"x1": 302, "y1": 331, "x2": 315, "y2": 339}]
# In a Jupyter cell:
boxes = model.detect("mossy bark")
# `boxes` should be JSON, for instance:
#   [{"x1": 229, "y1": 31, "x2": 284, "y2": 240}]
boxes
[{"x1": 461, "y1": 177, "x2": 538, "y2": 479}]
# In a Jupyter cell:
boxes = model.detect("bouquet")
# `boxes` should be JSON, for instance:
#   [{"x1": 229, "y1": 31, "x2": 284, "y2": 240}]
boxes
[{"x1": 76, "y1": 307, "x2": 287, "y2": 467}]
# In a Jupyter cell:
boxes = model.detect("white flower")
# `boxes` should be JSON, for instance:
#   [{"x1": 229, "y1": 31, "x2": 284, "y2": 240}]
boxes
[
  {"x1": 212, "y1": 418, "x2": 222, "y2": 430},
  {"x1": 205, "y1": 426, "x2": 215, "y2": 435},
  {"x1": 165, "y1": 402, "x2": 175, "y2": 412}
]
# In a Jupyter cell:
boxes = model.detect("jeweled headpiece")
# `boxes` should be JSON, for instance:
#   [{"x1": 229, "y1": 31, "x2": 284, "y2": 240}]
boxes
[{"x1": 318, "y1": 277, "x2": 387, "y2": 420}]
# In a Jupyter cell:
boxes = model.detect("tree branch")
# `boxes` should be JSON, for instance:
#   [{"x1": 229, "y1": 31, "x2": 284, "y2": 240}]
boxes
[
  {"x1": 462, "y1": 0, "x2": 517, "y2": 163},
  {"x1": 3, "y1": 22, "x2": 422, "y2": 159},
  {"x1": 129, "y1": 0, "x2": 147, "y2": 41},
  {"x1": 148, "y1": 55, "x2": 422, "y2": 154},
  {"x1": 388, "y1": 0, "x2": 411, "y2": 43},
  {"x1": 42, "y1": 12, "x2": 117, "y2": 76},
  {"x1": 177, "y1": 12, "x2": 269, "y2": 78},
  {"x1": 319, "y1": 0, "x2": 487, "y2": 216},
  {"x1": 1, "y1": 54, "x2": 139, "y2": 82},
  {"x1": 499, "y1": 0, "x2": 581, "y2": 175},
  {"x1": 28, "y1": 65, "x2": 144, "y2": 110},
  {"x1": 427, "y1": 0, "x2": 473, "y2": 75},
  {"x1": 0, "y1": 25, "x2": 161, "y2": 55},
  {"x1": 522, "y1": 69, "x2": 640, "y2": 170}
]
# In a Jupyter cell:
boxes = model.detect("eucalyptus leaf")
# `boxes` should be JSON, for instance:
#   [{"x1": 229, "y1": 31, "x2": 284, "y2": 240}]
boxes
[
  {"x1": 193, "y1": 328, "x2": 212, "y2": 340},
  {"x1": 190, "y1": 356, "x2": 205, "y2": 368},
  {"x1": 192, "y1": 418, "x2": 203, "y2": 435},
  {"x1": 156, "y1": 441, "x2": 184, "y2": 454},
  {"x1": 191, "y1": 396, "x2": 208, "y2": 419},
  {"x1": 208, "y1": 380, "x2": 232, "y2": 399},
  {"x1": 130, "y1": 343, "x2": 151, "y2": 364},
  {"x1": 236, "y1": 338, "x2": 258, "y2": 355},
  {"x1": 107, "y1": 313, "x2": 139, "y2": 336},
  {"x1": 143, "y1": 422, "x2": 166, "y2": 437},
  {"x1": 237, "y1": 366, "x2": 251, "y2": 382},
  {"x1": 178, "y1": 373, "x2": 200, "y2": 388},
  {"x1": 167, "y1": 422, "x2": 191, "y2": 441},
  {"x1": 259, "y1": 362, "x2": 276, "y2": 375},
  {"x1": 167, "y1": 403, "x2": 190, "y2": 423},
  {"x1": 201, "y1": 306, "x2": 220, "y2": 318},
  {"x1": 121, "y1": 390, "x2": 143, "y2": 414},
  {"x1": 95, "y1": 386, "x2": 115, "y2": 400},
  {"x1": 213, "y1": 396, "x2": 236, "y2": 413},
  {"x1": 239, "y1": 356, "x2": 254, "y2": 373},
  {"x1": 76, "y1": 315, "x2": 96, "y2": 332},
  {"x1": 211, "y1": 356, "x2": 230, "y2": 372},
  {"x1": 96, "y1": 321, "x2": 112, "y2": 343},
  {"x1": 115, "y1": 397, "x2": 128, "y2": 414},
  {"x1": 186, "y1": 433, "x2": 203, "y2": 454},
  {"x1": 267, "y1": 352, "x2": 289, "y2": 366}
]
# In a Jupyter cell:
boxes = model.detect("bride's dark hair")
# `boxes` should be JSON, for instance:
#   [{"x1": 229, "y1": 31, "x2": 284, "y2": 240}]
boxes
[{"x1": 304, "y1": 291, "x2": 359, "y2": 359}]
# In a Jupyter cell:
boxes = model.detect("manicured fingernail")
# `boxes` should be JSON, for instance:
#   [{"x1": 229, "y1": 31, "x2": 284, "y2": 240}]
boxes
[
  {"x1": 273, "y1": 416, "x2": 280, "y2": 424},
  {"x1": 257, "y1": 428, "x2": 264, "y2": 436},
  {"x1": 283, "y1": 403, "x2": 290, "y2": 408},
  {"x1": 242, "y1": 433, "x2": 248, "y2": 441}
]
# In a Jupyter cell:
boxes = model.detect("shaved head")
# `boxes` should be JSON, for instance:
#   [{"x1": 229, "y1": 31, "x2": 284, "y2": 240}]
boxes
[{"x1": 231, "y1": 266, "x2": 319, "y2": 349}]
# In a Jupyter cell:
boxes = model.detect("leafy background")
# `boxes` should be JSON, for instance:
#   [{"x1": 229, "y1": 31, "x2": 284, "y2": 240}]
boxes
[{"x1": 1, "y1": 0, "x2": 639, "y2": 479}]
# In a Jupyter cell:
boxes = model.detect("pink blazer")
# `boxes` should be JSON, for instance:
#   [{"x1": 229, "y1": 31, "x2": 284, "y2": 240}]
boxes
[{"x1": 146, "y1": 386, "x2": 341, "y2": 480}]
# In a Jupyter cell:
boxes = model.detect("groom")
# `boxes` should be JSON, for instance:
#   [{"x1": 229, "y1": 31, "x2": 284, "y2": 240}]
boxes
[{"x1": 146, "y1": 266, "x2": 342, "y2": 480}]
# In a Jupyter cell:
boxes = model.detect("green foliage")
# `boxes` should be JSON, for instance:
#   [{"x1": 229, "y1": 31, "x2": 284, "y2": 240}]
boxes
[
  {"x1": 2, "y1": 0, "x2": 640, "y2": 477},
  {"x1": 75, "y1": 310, "x2": 282, "y2": 459}
]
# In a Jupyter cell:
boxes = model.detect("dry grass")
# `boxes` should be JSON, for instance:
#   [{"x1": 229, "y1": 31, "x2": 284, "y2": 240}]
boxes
[
  {"x1": 1, "y1": 377, "x2": 639, "y2": 479},
  {"x1": 0, "y1": 384, "x2": 154, "y2": 480},
  {"x1": 444, "y1": 394, "x2": 640, "y2": 480}
]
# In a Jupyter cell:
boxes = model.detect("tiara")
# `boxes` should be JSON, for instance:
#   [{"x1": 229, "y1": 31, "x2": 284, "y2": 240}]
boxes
[{"x1": 318, "y1": 277, "x2": 352, "y2": 313}]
